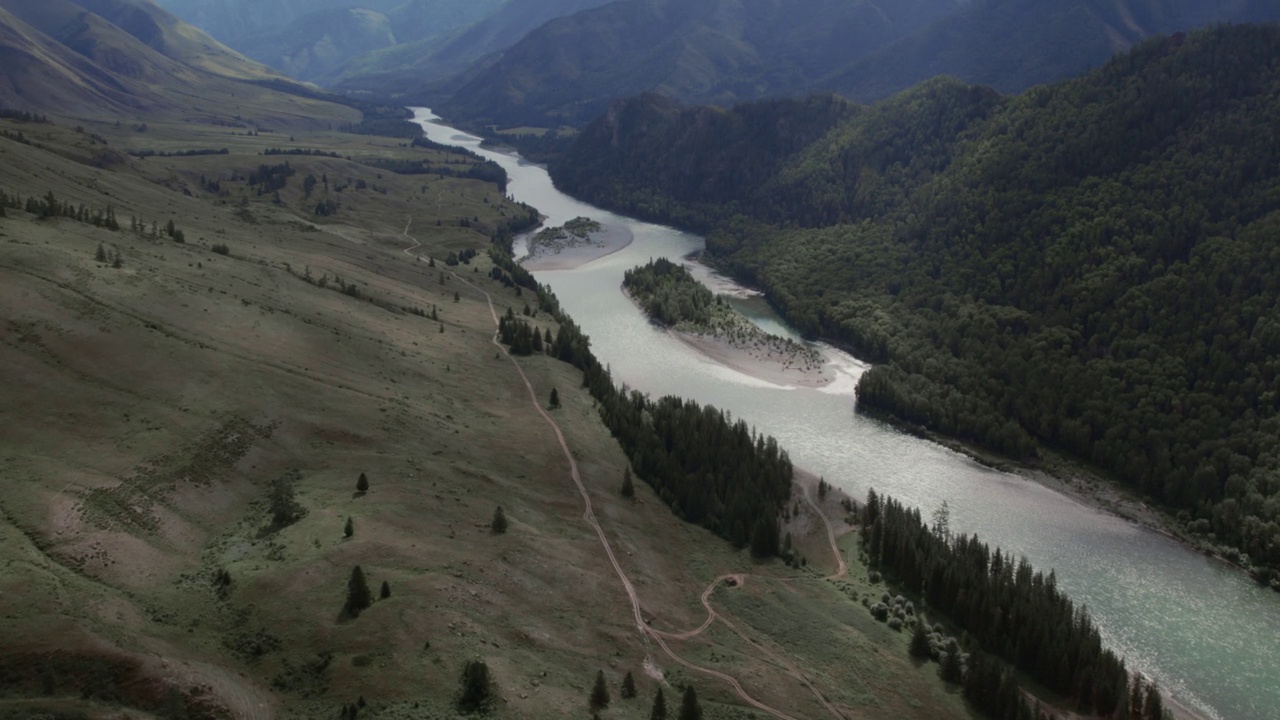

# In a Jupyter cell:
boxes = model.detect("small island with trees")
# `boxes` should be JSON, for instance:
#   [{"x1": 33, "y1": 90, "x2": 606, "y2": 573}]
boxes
[{"x1": 623, "y1": 258, "x2": 832, "y2": 387}]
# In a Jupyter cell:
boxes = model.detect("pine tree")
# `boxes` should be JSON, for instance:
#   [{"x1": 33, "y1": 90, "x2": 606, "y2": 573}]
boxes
[
  {"x1": 269, "y1": 472, "x2": 305, "y2": 527},
  {"x1": 356, "y1": 472, "x2": 369, "y2": 494},
  {"x1": 95, "y1": 243, "x2": 107, "y2": 262},
  {"x1": 1144, "y1": 683, "x2": 1164, "y2": 720},
  {"x1": 589, "y1": 669, "x2": 610, "y2": 710},
  {"x1": 380, "y1": 580, "x2": 391, "y2": 599},
  {"x1": 456, "y1": 659, "x2": 493, "y2": 713},
  {"x1": 621, "y1": 467, "x2": 635, "y2": 499},
  {"x1": 940, "y1": 648, "x2": 963, "y2": 684},
  {"x1": 910, "y1": 621, "x2": 931, "y2": 659},
  {"x1": 750, "y1": 514, "x2": 779, "y2": 558},
  {"x1": 344, "y1": 516, "x2": 354, "y2": 538},
  {"x1": 344, "y1": 566, "x2": 372, "y2": 618},
  {"x1": 491, "y1": 506, "x2": 508, "y2": 534},
  {"x1": 621, "y1": 670, "x2": 637, "y2": 699},
  {"x1": 549, "y1": 388, "x2": 560, "y2": 409},
  {"x1": 678, "y1": 686, "x2": 701, "y2": 720},
  {"x1": 1129, "y1": 677, "x2": 1144, "y2": 718},
  {"x1": 649, "y1": 688, "x2": 667, "y2": 720}
]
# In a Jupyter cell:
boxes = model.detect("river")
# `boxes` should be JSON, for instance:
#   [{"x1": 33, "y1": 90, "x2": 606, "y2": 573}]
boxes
[{"x1": 411, "y1": 108, "x2": 1278, "y2": 720}]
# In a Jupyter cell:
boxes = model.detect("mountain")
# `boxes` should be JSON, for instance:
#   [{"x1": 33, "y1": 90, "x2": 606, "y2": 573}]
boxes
[
  {"x1": 550, "y1": 25, "x2": 1280, "y2": 582},
  {"x1": 821, "y1": 0, "x2": 1280, "y2": 101},
  {"x1": 232, "y1": 7, "x2": 400, "y2": 82},
  {"x1": 151, "y1": 0, "x2": 614, "y2": 88},
  {"x1": 438, "y1": 0, "x2": 966, "y2": 128},
  {"x1": 151, "y1": 0, "x2": 406, "y2": 46},
  {"x1": 217, "y1": 0, "x2": 508, "y2": 84},
  {"x1": 329, "y1": 0, "x2": 618, "y2": 98},
  {"x1": 0, "y1": 0, "x2": 357, "y2": 127}
]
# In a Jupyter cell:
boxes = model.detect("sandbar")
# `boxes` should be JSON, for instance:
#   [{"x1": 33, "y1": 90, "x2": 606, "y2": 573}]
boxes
[{"x1": 521, "y1": 223, "x2": 634, "y2": 271}]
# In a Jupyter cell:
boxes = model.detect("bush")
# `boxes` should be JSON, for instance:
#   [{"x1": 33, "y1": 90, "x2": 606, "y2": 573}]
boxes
[
  {"x1": 887, "y1": 616, "x2": 904, "y2": 631},
  {"x1": 211, "y1": 243, "x2": 230, "y2": 255}
]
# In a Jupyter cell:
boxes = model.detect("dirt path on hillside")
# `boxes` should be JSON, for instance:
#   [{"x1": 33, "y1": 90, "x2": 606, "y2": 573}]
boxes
[{"x1": 405, "y1": 222, "x2": 849, "y2": 719}]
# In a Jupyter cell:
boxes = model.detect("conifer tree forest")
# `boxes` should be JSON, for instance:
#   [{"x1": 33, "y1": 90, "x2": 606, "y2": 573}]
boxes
[
  {"x1": 865, "y1": 490, "x2": 1169, "y2": 720},
  {"x1": 550, "y1": 25, "x2": 1280, "y2": 583}
]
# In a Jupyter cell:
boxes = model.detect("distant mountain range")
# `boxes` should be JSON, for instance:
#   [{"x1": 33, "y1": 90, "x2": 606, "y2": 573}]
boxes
[
  {"x1": 437, "y1": 0, "x2": 1280, "y2": 128},
  {"x1": 823, "y1": 0, "x2": 1280, "y2": 101},
  {"x1": 0, "y1": 0, "x2": 354, "y2": 127},
  {"x1": 437, "y1": 0, "x2": 966, "y2": 128},
  {"x1": 153, "y1": 0, "x2": 617, "y2": 88},
  {"x1": 150, "y1": 0, "x2": 1280, "y2": 130}
]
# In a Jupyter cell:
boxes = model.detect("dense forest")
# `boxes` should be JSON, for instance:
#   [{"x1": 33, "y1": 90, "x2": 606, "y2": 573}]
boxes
[
  {"x1": 489, "y1": 251, "x2": 792, "y2": 556},
  {"x1": 622, "y1": 257, "x2": 717, "y2": 327},
  {"x1": 865, "y1": 491, "x2": 1169, "y2": 720},
  {"x1": 550, "y1": 25, "x2": 1280, "y2": 582}
]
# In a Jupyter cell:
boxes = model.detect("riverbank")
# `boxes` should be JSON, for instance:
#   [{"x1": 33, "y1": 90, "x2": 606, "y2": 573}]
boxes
[
  {"x1": 857, "y1": 401, "x2": 1263, "y2": 600},
  {"x1": 521, "y1": 221, "x2": 634, "y2": 270}
]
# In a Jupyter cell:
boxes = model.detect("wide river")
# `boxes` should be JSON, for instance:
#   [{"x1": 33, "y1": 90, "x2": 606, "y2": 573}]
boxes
[{"x1": 412, "y1": 109, "x2": 1277, "y2": 720}]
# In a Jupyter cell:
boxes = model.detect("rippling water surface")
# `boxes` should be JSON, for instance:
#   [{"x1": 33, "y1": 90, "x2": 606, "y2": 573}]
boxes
[{"x1": 414, "y1": 109, "x2": 1280, "y2": 720}]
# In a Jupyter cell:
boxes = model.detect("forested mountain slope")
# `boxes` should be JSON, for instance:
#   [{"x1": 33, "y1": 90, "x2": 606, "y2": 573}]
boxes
[
  {"x1": 822, "y1": 0, "x2": 1280, "y2": 101},
  {"x1": 438, "y1": 0, "x2": 966, "y2": 128},
  {"x1": 550, "y1": 25, "x2": 1280, "y2": 582}
]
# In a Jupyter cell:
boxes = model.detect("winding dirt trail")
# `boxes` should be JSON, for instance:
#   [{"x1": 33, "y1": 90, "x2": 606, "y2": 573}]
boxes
[
  {"x1": 804, "y1": 483, "x2": 848, "y2": 580},
  {"x1": 403, "y1": 221, "x2": 849, "y2": 720}
]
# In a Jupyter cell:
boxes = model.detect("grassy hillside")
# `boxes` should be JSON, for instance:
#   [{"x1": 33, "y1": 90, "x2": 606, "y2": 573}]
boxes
[
  {"x1": 0, "y1": 0, "x2": 357, "y2": 128},
  {"x1": 549, "y1": 25, "x2": 1280, "y2": 586}
]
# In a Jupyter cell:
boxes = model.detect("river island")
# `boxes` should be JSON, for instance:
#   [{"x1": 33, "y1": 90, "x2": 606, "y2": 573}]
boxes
[{"x1": 623, "y1": 257, "x2": 834, "y2": 388}]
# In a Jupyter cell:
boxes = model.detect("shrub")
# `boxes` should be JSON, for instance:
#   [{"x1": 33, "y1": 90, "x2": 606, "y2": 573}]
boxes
[{"x1": 211, "y1": 243, "x2": 230, "y2": 255}]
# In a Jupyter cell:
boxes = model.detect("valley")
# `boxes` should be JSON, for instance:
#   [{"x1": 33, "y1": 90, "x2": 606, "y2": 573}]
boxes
[{"x1": 6, "y1": 1, "x2": 1280, "y2": 719}]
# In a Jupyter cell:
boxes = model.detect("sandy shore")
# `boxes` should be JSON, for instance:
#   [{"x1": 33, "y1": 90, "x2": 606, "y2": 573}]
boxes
[
  {"x1": 521, "y1": 223, "x2": 634, "y2": 270},
  {"x1": 672, "y1": 329, "x2": 835, "y2": 388}
]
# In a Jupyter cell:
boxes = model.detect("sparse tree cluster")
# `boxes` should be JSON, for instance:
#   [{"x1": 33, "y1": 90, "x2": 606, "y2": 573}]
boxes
[{"x1": 6, "y1": 190, "x2": 120, "y2": 230}]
